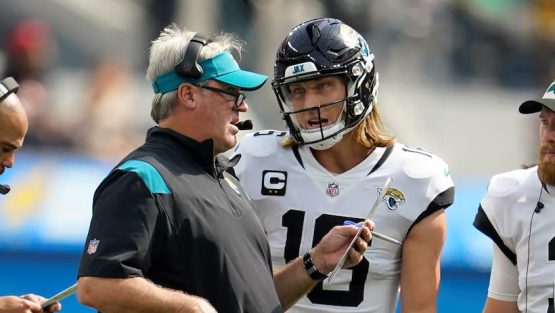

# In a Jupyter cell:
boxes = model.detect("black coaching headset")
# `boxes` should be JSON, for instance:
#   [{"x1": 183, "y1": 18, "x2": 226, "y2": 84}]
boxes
[
  {"x1": 0, "y1": 76, "x2": 20, "y2": 195},
  {"x1": 174, "y1": 33, "x2": 211, "y2": 79}
]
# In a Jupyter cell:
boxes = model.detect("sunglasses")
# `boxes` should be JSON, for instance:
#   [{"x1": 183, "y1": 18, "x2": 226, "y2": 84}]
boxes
[{"x1": 195, "y1": 84, "x2": 246, "y2": 108}]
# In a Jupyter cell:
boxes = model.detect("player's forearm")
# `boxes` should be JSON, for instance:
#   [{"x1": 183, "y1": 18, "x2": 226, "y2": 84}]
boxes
[
  {"x1": 273, "y1": 256, "x2": 318, "y2": 310},
  {"x1": 400, "y1": 210, "x2": 445, "y2": 313},
  {"x1": 483, "y1": 297, "x2": 519, "y2": 313},
  {"x1": 77, "y1": 276, "x2": 215, "y2": 313}
]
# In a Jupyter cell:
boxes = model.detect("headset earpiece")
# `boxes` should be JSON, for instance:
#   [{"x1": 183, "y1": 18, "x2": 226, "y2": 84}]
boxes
[
  {"x1": 0, "y1": 77, "x2": 19, "y2": 102},
  {"x1": 174, "y1": 33, "x2": 211, "y2": 79}
]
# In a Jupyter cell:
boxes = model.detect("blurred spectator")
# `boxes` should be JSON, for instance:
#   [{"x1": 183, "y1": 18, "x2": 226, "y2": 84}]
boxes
[
  {"x1": 75, "y1": 58, "x2": 146, "y2": 160},
  {"x1": 217, "y1": 0, "x2": 255, "y2": 41},
  {"x1": 320, "y1": 0, "x2": 372, "y2": 34},
  {"x1": 447, "y1": 0, "x2": 547, "y2": 88},
  {"x1": 530, "y1": 0, "x2": 555, "y2": 85},
  {"x1": 143, "y1": 0, "x2": 177, "y2": 67},
  {"x1": 2, "y1": 19, "x2": 74, "y2": 149}
]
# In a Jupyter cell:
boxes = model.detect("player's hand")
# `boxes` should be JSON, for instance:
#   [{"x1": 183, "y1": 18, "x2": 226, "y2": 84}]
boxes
[{"x1": 310, "y1": 219, "x2": 374, "y2": 273}]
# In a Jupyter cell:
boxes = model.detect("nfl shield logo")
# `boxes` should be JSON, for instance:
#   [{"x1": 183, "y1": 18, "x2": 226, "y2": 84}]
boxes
[
  {"x1": 87, "y1": 238, "x2": 100, "y2": 255},
  {"x1": 326, "y1": 182, "x2": 340, "y2": 197}
]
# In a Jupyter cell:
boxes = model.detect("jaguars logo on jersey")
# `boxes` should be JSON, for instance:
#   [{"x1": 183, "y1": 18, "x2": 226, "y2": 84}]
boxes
[{"x1": 378, "y1": 187, "x2": 405, "y2": 210}]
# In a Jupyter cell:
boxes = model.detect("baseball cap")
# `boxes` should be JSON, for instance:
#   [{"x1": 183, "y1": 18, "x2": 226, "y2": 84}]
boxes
[
  {"x1": 519, "y1": 80, "x2": 555, "y2": 114},
  {"x1": 152, "y1": 52, "x2": 267, "y2": 94}
]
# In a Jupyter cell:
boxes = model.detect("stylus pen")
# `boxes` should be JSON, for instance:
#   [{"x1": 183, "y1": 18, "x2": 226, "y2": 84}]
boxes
[
  {"x1": 41, "y1": 283, "x2": 77, "y2": 309},
  {"x1": 328, "y1": 177, "x2": 393, "y2": 284},
  {"x1": 344, "y1": 221, "x2": 402, "y2": 245}
]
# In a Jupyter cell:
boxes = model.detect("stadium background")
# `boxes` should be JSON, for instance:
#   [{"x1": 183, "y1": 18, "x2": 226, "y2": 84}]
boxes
[{"x1": 0, "y1": 0, "x2": 554, "y2": 312}]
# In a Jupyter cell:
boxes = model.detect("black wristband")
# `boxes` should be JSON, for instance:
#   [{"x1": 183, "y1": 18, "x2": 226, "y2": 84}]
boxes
[{"x1": 302, "y1": 251, "x2": 328, "y2": 281}]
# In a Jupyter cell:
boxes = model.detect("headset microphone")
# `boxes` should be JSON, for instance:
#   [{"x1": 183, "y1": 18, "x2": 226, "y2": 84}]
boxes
[
  {"x1": 535, "y1": 202, "x2": 544, "y2": 213},
  {"x1": 0, "y1": 184, "x2": 10, "y2": 195},
  {"x1": 236, "y1": 120, "x2": 253, "y2": 130}
]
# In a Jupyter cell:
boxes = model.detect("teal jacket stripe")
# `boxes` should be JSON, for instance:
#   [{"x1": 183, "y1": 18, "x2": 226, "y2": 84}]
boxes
[{"x1": 117, "y1": 160, "x2": 171, "y2": 194}]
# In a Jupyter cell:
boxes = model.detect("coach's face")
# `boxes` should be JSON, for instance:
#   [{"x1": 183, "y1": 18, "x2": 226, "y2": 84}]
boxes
[
  {"x1": 538, "y1": 106, "x2": 555, "y2": 185},
  {"x1": 195, "y1": 80, "x2": 247, "y2": 154},
  {"x1": 0, "y1": 94, "x2": 28, "y2": 175}
]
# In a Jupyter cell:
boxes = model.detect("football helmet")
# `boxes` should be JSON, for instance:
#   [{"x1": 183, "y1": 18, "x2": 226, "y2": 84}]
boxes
[{"x1": 272, "y1": 18, "x2": 378, "y2": 150}]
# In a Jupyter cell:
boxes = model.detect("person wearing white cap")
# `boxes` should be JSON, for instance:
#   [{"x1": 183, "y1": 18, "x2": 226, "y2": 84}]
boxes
[
  {"x1": 474, "y1": 80, "x2": 555, "y2": 313},
  {"x1": 76, "y1": 24, "x2": 375, "y2": 313}
]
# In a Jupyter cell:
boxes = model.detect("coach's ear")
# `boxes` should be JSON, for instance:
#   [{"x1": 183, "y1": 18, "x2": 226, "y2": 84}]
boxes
[{"x1": 177, "y1": 83, "x2": 197, "y2": 109}]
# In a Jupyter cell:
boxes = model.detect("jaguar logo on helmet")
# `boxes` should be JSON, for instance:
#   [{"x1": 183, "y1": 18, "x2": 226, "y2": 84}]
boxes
[{"x1": 339, "y1": 24, "x2": 360, "y2": 50}]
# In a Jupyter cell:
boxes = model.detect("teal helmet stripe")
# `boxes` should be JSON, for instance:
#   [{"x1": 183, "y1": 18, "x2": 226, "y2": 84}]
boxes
[
  {"x1": 151, "y1": 51, "x2": 267, "y2": 94},
  {"x1": 117, "y1": 160, "x2": 171, "y2": 194}
]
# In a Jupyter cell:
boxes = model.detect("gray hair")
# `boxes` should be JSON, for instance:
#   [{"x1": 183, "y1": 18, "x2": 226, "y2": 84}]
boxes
[{"x1": 146, "y1": 24, "x2": 246, "y2": 123}]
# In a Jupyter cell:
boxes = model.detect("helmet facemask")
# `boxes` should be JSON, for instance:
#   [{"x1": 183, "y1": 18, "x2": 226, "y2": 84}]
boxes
[{"x1": 282, "y1": 94, "x2": 350, "y2": 150}]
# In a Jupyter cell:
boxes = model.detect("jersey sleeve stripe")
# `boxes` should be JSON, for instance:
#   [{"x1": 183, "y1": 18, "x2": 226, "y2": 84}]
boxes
[
  {"x1": 406, "y1": 186, "x2": 455, "y2": 235},
  {"x1": 432, "y1": 186, "x2": 455, "y2": 209},
  {"x1": 292, "y1": 145, "x2": 305, "y2": 168},
  {"x1": 117, "y1": 160, "x2": 171, "y2": 194},
  {"x1": 367, "y1": 145, "x2": 394, "y2": 175},
  {"x1": 473, "y1": 205, "x2": 517, "y2": 265}
]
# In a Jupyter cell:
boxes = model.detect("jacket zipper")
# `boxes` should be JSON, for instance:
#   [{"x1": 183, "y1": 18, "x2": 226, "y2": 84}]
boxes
[{"x1": 217, "y1": 174, "x2": 241, "y2": 216}]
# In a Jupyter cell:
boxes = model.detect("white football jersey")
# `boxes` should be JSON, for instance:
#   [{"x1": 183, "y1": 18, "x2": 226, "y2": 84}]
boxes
[
  {"x1": 232, "y1": 131, "x2": 454, "y2": 313},
  {"x1": 475, "y1": 166, "x2": 555, "y2": 313}
]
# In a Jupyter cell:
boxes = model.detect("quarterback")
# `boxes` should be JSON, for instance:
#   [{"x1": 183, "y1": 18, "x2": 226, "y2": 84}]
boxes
[
  {"x1": 474, "y1": 80, "x2": 555, "y2": 313},
  {"x1": 232, "y1": 18, "x2": 455, "y2": 313}
]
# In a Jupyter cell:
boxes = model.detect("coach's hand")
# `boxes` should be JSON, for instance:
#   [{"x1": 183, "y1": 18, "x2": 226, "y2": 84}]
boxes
[{"x1": 310, "y1": 218, "x2": 374, "y2": 274}]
